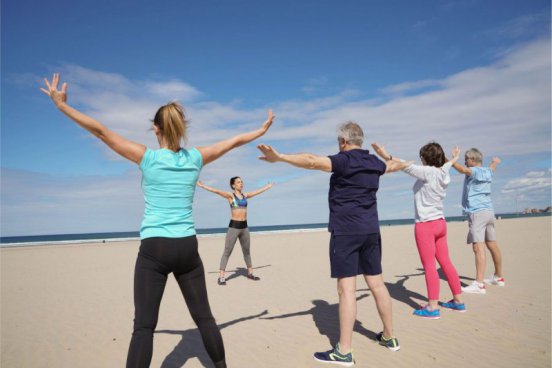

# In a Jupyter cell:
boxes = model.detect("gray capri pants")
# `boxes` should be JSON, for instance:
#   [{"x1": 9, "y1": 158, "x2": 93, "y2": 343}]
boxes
[{"x1": 219, "y1": 220, "x2": 252, "y2": 270}]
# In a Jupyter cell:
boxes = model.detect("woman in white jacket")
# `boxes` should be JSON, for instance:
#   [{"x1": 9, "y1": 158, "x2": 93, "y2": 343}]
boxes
[{"x1": 372, "y1": 142, "x2": 465, "y2": 320}]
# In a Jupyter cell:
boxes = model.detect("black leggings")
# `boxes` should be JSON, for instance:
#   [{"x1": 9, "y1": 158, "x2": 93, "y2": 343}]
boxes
[{"x1": 126, "y1": 236, "x2": 226, "y2": 368}]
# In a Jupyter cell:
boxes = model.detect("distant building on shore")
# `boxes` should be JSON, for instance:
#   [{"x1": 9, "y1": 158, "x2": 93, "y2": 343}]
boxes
[{"x1": 523, "y1": 206, "x2": 552, "y2": 214}]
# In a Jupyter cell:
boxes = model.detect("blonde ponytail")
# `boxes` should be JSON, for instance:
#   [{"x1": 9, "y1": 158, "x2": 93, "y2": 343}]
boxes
[{"x1": 153, "y1": 102, "x2": 188, "y2": 151}]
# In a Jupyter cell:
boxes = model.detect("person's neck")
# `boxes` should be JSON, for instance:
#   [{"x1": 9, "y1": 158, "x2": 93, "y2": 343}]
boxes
[
  {"x1": 159, "y1": 143, "x2": 180, "y2": 152},
  {"x1": 157, "y1": 136, "x2": 180, "y2": 152},
  {"x1": 342, "y1": 144, "x2": 362, "y2": 151}
]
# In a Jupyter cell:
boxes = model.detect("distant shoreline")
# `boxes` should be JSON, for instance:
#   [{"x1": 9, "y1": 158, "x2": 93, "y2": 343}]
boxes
[{"x1": 1, "y1": 212, "x2": 549, "y2": 248}]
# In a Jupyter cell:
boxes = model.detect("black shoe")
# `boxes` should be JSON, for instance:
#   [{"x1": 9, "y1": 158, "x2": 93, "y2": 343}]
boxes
[
  {"x1": 217, "y1": 277, "x2": 227, "y2": 285},
  {"x1": 247, "y1": 274, "x2": 260, "y2": 281}
]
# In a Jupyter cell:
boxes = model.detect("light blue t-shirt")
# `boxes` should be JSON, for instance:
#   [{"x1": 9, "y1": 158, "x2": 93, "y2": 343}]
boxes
[
  {"x1": 139, "y1": 147, "x2": 203, "y2": 239},
  {"x1": 462, "y1": 166, "x2": 494, "y2": 214}
]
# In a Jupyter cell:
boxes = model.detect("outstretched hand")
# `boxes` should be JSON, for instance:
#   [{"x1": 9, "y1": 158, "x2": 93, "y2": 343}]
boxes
[
  {"x1": 40, "y1": 73, "x2": 67, "y2": 107},
  {"x1": 257, "y1": 144, "x2": 281, "y2": 163},
  {"x1": 371, "y1": 142, "x2": 390, "y2": 160},
  {"x1": 491, "y1": 157, "x2": 501, "y2": 164},
  {"x1": 261, "y1": 109, "x2": 275, "y2": 133},
  {"x1": 451, "y1": 145, "x2": 461, "y2": 160}
]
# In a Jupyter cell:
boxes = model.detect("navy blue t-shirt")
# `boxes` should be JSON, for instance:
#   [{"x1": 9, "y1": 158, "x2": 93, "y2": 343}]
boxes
[{"x1": 328, "y1": 149, "x2": 386, "y2": 235}]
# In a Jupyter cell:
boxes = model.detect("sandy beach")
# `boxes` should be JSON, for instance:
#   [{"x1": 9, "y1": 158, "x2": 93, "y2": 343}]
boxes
[{"x1": 1, "y1": 216, "x2": 550, "y2": 367}]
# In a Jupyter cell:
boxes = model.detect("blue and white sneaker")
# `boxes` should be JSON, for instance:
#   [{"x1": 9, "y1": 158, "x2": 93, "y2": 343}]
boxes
[
  {"x1": 413, "y1": 305, "x2": 441, "y2": 319},
  {"x1": 313, "y1": 343, "x2": 355, "y2": 366},
  {"x1": 441, "y1": 299, "x2": 467, "y2": 312}
]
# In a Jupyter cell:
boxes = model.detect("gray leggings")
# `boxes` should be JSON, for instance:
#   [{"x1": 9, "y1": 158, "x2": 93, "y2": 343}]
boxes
[{"x1": 219, "y1": 222, "x2": 251, "y2": 271}]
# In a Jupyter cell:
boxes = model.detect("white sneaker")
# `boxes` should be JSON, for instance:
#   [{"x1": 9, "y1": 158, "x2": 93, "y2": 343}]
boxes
[
  {"x1": 484, "y1": 275, "x2": 505, "y2": 286},
  {"x1": 462, "y1": 281, "x2": 487, "y2": 294}
]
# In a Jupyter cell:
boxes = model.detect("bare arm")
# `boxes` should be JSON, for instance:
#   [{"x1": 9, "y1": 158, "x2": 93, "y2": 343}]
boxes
[
  {"x1": 385, "y1": 160, "x2": 413, "y2": 173},
  {"x1": 452, "y1": 162, "x2": 472, "y2": 176},
  {"x1": 41, "y1": 74, "x2": 146, "y2": 164},
  {"x1": 257, "y1": 144, "x2": 332, "y2": 172},
  {"x1": 370, "y1": 143, "x2": 413, "y2": 173},
  {"x1": 196, "y1": 181, "x2": 233, "y2": 200},
  {"x1": 197, "y1": 110, "x2": 275, "y2": 166},
  {"x1": 244, "y1": 182, "x2": 274, "y2": 198},
  {"x1": 489, "y1": 157, "x2": 501, "y2": 172}
]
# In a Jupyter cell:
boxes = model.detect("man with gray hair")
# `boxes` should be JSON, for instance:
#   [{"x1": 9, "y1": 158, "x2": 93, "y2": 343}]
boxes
[
  {"x1": 453, "y1": 148, "x2": 504, "y2": 294},
  {"x1": 257, "y1": 122, "x2": 408, "y2": 366}
]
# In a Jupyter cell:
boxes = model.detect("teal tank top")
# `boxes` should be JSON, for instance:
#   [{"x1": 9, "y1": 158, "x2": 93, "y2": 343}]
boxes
[{"x1": 139, "y1": 147, "x2": 203, "y2": 239}]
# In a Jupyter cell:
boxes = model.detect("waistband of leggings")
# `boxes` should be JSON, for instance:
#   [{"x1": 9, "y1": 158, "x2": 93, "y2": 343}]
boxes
[{"x1": 229, "y1": 220, "x2": 248, "y2": 229}]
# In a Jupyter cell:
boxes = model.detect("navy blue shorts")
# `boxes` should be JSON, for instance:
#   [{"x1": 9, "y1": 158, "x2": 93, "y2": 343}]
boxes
[{"x1": 329, "y1": 233, "x2": 382, "y2": 278}]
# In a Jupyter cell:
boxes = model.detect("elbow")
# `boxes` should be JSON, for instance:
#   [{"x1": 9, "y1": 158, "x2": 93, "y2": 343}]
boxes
[
  {"x1": 94, "y1": 126, "x2": 109, "y2": 140},
  {"x1": 306, "y1": 156, "x2": 319, "y2": 170}
]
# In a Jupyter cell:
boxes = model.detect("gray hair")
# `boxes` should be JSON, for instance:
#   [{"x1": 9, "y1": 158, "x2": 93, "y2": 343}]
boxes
[
  {"x1": 337, "y1": 121, "x2": 364, "y2": 146},
  {"x1": 465, "y1": 148, "x2": 483, "y2": 163}
]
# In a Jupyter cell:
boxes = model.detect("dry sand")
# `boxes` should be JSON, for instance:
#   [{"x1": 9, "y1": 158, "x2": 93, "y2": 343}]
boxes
[{"x1": 1, "y1": 216, "x2": 550, "y2": 367}]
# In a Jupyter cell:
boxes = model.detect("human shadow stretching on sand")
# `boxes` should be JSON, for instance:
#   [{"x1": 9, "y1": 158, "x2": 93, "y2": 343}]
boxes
[
  {"x1": 384, "y1": 272, "x2": 428, "y2": 309},
  {"x1": 434, "y1": 268, "x2": 475, "y2": 287},
  {"x1": 261, "y1": 293, "x2": 378, "y2": 346},
  {"x1": 207, "y1": 265, "x2": 271, "y2": 283},
  {"x1": 385, "y1": 270, "x2": 475, "y2": 309},
  {"x1": 156, "y1": 310, "x2": 268, "y2": 368}
]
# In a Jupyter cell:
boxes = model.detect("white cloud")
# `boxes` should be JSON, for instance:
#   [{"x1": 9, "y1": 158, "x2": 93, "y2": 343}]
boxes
[
  {"x1": 146, "y1": 80, "x2": 202, "y2": 100},
  {"x1": 1, "y1": 168, "x2": 144, "y2": 236},
  {"x1": 482, "y1": 13, "x2": 550, "y2": 40},
  {"x1": 380, "y1": 79, "x2": 443, "y2": 95},
  {"x1": 3, "y1": 37, "x2": 551, "y2": 235},
  {"x1": 501, "y1": 169, "x2": 552, "y2": 194},
  {"x1": 44, "y1": 37, "x2": 551, "y2": 159}
]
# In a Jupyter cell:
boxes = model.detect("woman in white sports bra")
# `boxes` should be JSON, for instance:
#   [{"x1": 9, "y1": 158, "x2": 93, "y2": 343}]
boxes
[{"x1": 197, "y1": 177, "x2": 273, "y2": 285}]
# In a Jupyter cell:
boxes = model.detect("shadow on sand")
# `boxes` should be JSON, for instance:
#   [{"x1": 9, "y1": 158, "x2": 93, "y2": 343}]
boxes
[
  {"x1": 207, "y1": 265, "x2": 271, "y2": 282},
  {"x1": 386, "y1": 268, "x2": 476, "y2": 310},
  {"x1": 262, "y1": 292, "x2": 378, "y2": 347},
  {"x1": 156, "y1": 310, "x2": 268, "y2": 368}
]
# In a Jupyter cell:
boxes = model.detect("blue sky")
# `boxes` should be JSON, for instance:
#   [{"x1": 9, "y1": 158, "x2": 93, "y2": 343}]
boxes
[{"x1": 1, "y1": 0, "x2": 551, "y2": 236}]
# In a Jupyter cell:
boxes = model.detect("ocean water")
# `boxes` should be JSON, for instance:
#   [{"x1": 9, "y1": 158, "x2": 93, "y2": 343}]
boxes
[{"x1": 1, "y1": 212, "x2": 549, "y2": 248}]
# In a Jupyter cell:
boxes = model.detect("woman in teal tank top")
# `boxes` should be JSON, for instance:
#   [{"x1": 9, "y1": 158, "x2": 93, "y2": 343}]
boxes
[
  {"x1": 197, "y1": 177, "x2": 273, "y2": 285},
  {"x1": 41, "y1": 73, "x2": 275, "y2": 368}
]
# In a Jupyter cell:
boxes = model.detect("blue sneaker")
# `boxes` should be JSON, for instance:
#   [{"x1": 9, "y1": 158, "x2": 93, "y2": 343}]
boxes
[
  {"x1": 313, "y1": 343, "x2": 355, "y2": 366},
  {"x1": 441, "y1": 299, "x2": 466, "y2": 312},
  {"x1": 413, "y1": 305, "x2": 441, "y2": 319}
]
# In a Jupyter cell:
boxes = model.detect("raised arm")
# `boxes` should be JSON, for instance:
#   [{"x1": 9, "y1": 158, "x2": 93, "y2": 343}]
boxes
[
  {"x1": 489, "y1": 157, "x2": 501, "y2": 172},
  {"x1": 452, "y1": 161, "x2": 472, "y2": 176},
  {"x1": 257, "y1": 144, "x2": 332, "y2": 172},
  {"x1": 196, "y1": 181, "x2": 233, "y2": 200},
  {"x1": 370, "y1": 143, "x2": 413, "y2": 173},
  {"x1": 41, "y1": 73, "x2": 146, "y2": 164},
  {"x1": 197, "y1": 110, "x2": 275, "y2": 166},
  {"x1": 244, "y1": 182, "x2": 274, "y2": 199}
]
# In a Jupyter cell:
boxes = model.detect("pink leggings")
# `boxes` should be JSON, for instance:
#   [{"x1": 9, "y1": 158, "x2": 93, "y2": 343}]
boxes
[{"x1": 414, "y1": 219, "x2": 461, "y2": 300}]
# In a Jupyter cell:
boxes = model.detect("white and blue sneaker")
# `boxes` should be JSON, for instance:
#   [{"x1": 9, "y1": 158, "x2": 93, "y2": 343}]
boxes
[{"x1": 313, "y1": 343, "x2": 355, "y2": 366}]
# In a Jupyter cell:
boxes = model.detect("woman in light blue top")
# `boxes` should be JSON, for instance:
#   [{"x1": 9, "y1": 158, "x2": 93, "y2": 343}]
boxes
[{"x1": 41, "y1": 73, "x2": 275, "y2": 368}]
